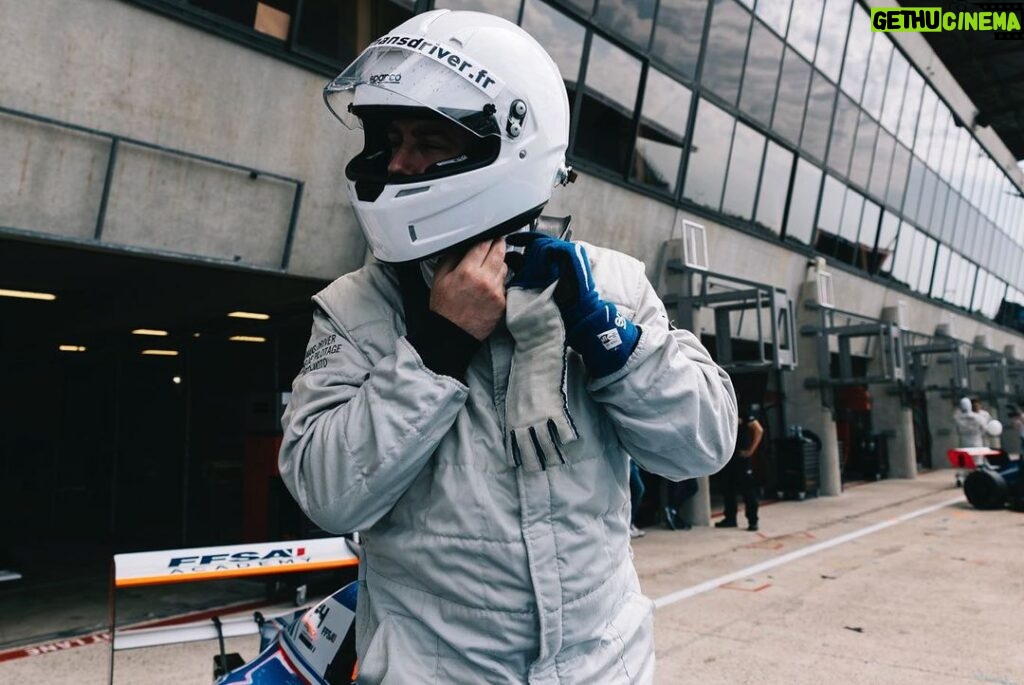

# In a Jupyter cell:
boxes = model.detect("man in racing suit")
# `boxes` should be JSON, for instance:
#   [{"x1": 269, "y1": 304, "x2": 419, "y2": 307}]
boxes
[{"x1": 279, "y1": 10, "x2": 737, "y2": 684}]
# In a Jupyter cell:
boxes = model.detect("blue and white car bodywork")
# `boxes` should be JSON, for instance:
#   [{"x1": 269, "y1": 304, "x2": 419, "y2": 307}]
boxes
[{"x1": 218, "y1": 582, "x2": 358, "y2": 685}]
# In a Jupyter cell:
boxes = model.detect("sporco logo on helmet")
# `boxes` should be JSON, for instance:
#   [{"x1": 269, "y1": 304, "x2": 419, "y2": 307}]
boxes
[{"x1": 324, "y1": 10, "x2": 572, "y2": 263}]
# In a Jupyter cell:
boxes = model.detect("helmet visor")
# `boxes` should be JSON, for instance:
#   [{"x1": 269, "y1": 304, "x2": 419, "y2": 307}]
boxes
[{"x1": 324, "y1": 38, "x2": 523, "y2": 140}]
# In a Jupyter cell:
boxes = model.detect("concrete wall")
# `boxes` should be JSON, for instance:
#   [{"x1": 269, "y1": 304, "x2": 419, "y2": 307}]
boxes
[
  {"x1": 0, "y1": 0, "x2": 366, "y2": 279},
  {"x1": 2, "y1": 0, "x2": 1021, "y2": 442}
]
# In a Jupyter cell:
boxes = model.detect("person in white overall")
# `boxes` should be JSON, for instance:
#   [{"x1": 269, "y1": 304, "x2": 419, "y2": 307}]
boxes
[{"x1": 278, "y1": 10, "x2": 738, "y2": 683}]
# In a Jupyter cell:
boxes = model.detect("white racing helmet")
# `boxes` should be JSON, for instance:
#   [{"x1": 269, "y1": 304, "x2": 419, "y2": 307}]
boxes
[{"x1": 324, "y1": 10, "x2": 571, "y2": 263}]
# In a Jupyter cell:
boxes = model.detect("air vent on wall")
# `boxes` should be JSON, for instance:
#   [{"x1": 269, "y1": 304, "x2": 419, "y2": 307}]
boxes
[
  {"x1": 816, "y1": 270, "x2": 835, "y2": 309},
  {"x1": 681, "y1": 220, "x2": 709, "y2": 271}
]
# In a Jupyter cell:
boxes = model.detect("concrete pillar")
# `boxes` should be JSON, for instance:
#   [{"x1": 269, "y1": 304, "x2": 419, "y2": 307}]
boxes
[
  {"x1": 875, "y1": 304, "x2": 915, "y2": 479},
  {"x1": 679, "y1": 476, "x2": 711, "y2": 526},
  {"x1": 928, "y1": 398, "x2": 959, "y2": 468},
  {"x1": 817, "y1": 407, "x2": 842, "y2": 496},
  {"x1": 891, "y1": 408, "x2": 917, "y2": 478},
  {"x1": 787, "y1": 267, "x2": 842, "y2": 497}
]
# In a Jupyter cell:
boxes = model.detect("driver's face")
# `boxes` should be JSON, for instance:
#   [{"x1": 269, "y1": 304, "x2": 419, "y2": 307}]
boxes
[{"x1": 386, "y1": 118, "x2": 474, "y2": 176}]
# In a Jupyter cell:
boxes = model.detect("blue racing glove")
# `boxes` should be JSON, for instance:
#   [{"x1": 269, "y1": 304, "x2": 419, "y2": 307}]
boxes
[{"x1": 506, "y1": 232, "x2": 640, "y2": 378}]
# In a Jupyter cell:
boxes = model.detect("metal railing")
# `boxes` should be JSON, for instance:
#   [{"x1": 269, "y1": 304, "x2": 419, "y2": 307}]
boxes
[{"x1": 0, "y1": 104, "x2": 304, "y2": 270}]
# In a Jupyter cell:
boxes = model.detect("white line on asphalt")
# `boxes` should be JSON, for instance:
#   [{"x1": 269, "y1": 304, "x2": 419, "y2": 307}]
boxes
[{"x1": 653, "y1": 495, "x2": 964, "y2": 609}]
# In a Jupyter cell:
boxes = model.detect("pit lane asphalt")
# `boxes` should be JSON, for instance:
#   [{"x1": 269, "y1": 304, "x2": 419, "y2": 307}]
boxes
[{"x1": 2, "y1": 469, "x2": 1022, "y2": 684}]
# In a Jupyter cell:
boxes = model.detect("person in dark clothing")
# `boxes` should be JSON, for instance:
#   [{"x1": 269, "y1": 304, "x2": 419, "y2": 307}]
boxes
[
  {"x1": 715, "y1": 409, "x2": 764, "y2": 532},
  {"x1": 663, "y1": 479, "x2": 697, "y2": 530}
]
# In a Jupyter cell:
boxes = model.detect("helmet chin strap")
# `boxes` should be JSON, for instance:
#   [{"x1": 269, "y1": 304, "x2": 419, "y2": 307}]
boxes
[
  {"x1": 419, "y1": 226, "x2": 532, "y2": 287},
  {"x1": 419, "y1": 256, "x2": 441, "y2": 287}
]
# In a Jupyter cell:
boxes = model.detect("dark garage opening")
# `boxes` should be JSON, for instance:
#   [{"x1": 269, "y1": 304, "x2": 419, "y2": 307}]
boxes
[{"x1": 0, "y1": 237, "x2": 332, "y2": 592}]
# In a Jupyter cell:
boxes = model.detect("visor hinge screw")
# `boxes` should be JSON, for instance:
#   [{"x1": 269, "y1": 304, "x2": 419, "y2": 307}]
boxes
[{"x1": 507, "y1": 99, "x2": 527, "y2": 138}]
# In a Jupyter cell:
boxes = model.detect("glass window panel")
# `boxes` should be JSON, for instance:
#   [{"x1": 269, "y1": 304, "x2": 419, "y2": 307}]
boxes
[
  {"x1": 961, "y1": 262, "x2": 977, "y2": 309},
  {"x1": 558, "y1": 0, "x2": 594, "y2": 13},
  {"x1": 574, "y1": 35, "x2": 642, "y2": 175},
  {"x1": 942, "y1": 194, "x2": 960, "y2": 246},
  {"x1": 434, "y1": 0, "x2": 520, "y2": 20},
  {"x1": 880, "y1": 50, "x2": 908, "y2": 134},
  {"x1": 897, "y1": 67, "x2": 924, "y2": 147},
  {"x1": 860, "y1": 36, "x2": 892, "y2": 120},
  {"x1": 815, "y1": 0, "x2": 851, "y2": 82},
  {"x1": 817, "y1": 174, "x2": 845, "y2": 237},
  {"x1": 874, "y1": 210, "x2": 899, "y2": 273},
  {"x1": 848, "y1": 112, "x2": 878, "y2": 189},
  {"x1": 801, "y1": 70, "x2": 835, "y2": 161},
  {"x1": 955, "y1": 255, "x2": 971, "y2": 309},
  {"x1": 849, "y1": 197, "x2": 880, "y2": 271},
  {"x1": 839, "y1": 6, "x2": 872, "y2": 102},
  {"x1": 869, "y1": 129, "x2": 895, "y2": 200},
  {"x1": 886, "y1": 142, "x2": 910, "y2": 210},
  {"x1": 739, "y1": 21, "x2": 785, "y2": 126},
  {"x1": 977, "y1": 162, "x2": 995, "y2": 216},
  {"x1": 755, "y1": 0, "x2": 791, "y2": 36},
  {"x1": 826, "y1": 93, "x2": 858, "y2": 176},
  {"x1": 917, "y1": 169, "x2": 938, "y2": 227},
  {"x1": 971, "y1": 160, "x2": 986, "y2": 212},
  {"x1": 890, "y1": 222, "x2": 914, "y2": 284},
  {"x1": 995, "y1": 180, "x2": 1010, "y2": 227},
  {"x1": 949, "y1": 128, "x2": 970, "y2": 192},
  {"x1": 974, "y1": 161, "x2": 990, "y2": 214},
  {"x1": 631, "y1": 69, "x2": 692, "y2": 194},
  {"x1": 839, "y1": 187, "x2": 864, "y2": 243},
  {"x1": 986, "y1": 279, "x2": 1006, "y2": 318},
  {"x1": 702, "y1": 0, "x2": 752, "y2": 106},
  {"x1": 952, "y1": 200, "x2": 970, "y2": 252},
  {"x1": 772, "y1": 48, "x2": 812, "y2": 144},
  {"x1": 683, "y1": 98, "x2": 735, "y2": 210},
  {"x1": 928, "y1": 181, "x2": 949, "y2": 239},
  {"x1": 904, "y1": 227, "x2": 925, "y2": 289},
  {"x1": 787, "y1": 0, "x2": 823, "y2": 61},
  {"x1": 651, "y1": 0, "x2": 710, "y2": 82},
  {"x1": 926, "y1": 105, "x2": 949, "y2": 172},
  {"x1": 916, "y1": 235, "x2": 937, "y2": 295},
  {"x1": 939, "y1": 115, "x2": 960, "y2": 184},
  {"x1": 953, "y1": 260, "x2": 971, "y2": 305},
  {"x1": 913, "y1": 88, "x2": 938, "y2": 160},
  {"x1": 722, "y1": 122, "x2": 767, "y2": 220},
  {"x1": 294, "y1": 0, "x2": 351, "y2": 63},
  {"x1": 294, "y1": 0, "x2": 412, "y2": 63},
  {"x1": 973, "y1": 159, "x2": 992, "y2": 209},
  {"x1": 902, "y1": 157, "x2": 924, "y2": 219},
  {"x1": 595, "y1": 0, "x2": 657, "y2": 49},
  {"x1": 961, "y1": 138, "x2": 980, "y2": 200},
  {"x1": 972, "y1": 270, "x2": 988, "y2": 312},
  {"x1": 785, "y1": 157, "x2": 822, "y2": 244},
  {"x1": 520, "y1": 0, "x2": 585, "y2": 95},
  {"x1": 829, "y1": 187, "x2": 863, "y2": 266},
  {"x1": 755, "y1": 140, "x2": 793, "y2": 234},
  {"x1": 968, "y1": 207, "x2": 982, "y2": 251},
  {"x1": 943, "y1": 252, "x2": 961, "y2": 303},
  {"x1": 978, "y1": 221, "x2": 995, "y2": 265},
  {"x1": 931, "y1": 244, "x2": 951, "y2": 301}
]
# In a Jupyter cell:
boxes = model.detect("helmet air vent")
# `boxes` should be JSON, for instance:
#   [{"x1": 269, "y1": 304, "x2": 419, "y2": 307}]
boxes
[{"x1": 396, "y1": 186, "x2": 430, "y2": 198}]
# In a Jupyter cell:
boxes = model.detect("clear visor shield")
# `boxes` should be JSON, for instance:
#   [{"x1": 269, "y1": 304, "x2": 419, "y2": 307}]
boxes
[{"x1": 324, "y1": 38, "x2": 521, "y2": 140}]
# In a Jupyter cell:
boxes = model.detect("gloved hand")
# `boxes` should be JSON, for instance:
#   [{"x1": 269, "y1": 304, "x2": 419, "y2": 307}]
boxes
[
  {"x1": 506, "y1": 232, "x2": 640, "y2": 378},
  {"x1": 504, "y1": 281, "x2": 579, "y2": 471}
]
